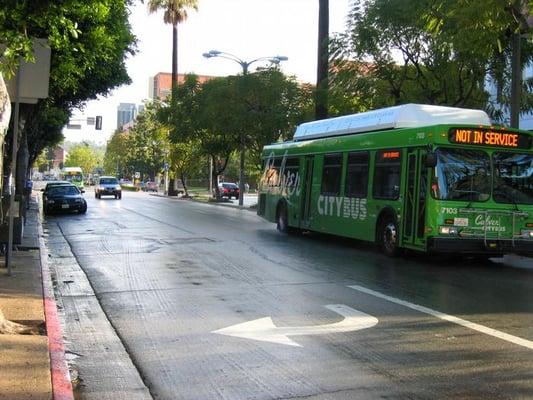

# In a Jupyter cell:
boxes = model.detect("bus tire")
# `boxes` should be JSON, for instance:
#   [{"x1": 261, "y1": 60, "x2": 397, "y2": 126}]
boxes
[
  {"x1": 276, "y1": 203, "x2": 290, "y2": 233},
  {"x1": 378, "y1": 216, "x2": 400, "y2": 257}
]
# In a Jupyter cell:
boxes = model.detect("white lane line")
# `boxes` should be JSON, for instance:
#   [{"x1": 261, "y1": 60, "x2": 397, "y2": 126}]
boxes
[{"x1": 349, "y1": 285, "x2": 533, "y2": 351}]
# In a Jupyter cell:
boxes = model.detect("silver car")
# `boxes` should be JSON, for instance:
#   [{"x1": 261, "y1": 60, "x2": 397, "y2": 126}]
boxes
[{"x1": 95, "y1": 176, "x2": 122, "y2": 199}]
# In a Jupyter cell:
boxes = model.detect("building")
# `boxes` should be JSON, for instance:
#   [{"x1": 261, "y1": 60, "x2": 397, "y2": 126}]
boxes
[
  {"x1": 116, "y1": 103, "x2": 137, "y2": 130},
  {"x1": 148, "y1": 72, "x2": 217, "y2": 100}
]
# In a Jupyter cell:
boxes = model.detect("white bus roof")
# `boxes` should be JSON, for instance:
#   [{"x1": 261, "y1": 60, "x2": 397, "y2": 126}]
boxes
[
  {"x1": 63, "y1": 167, "x2": 82, "y2": 172},
  {"x1": 293, "y1": 104, "x2": 491, "y2": 141}
]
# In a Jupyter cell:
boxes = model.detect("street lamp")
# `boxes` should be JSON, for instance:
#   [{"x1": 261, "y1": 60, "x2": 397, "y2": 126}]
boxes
[{"x1": 203, "y1": 50, "x2": 288, "y2": 206}]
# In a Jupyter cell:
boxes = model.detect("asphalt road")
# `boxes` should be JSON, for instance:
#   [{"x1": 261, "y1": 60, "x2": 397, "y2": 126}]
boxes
[{"x1": 42, "y1": 188, "x2": 533, "y2": 400}]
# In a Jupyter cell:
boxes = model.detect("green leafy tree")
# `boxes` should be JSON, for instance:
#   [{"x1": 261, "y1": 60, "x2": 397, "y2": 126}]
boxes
[
  {"x1": 424, "y1": 0, "x2": 533, "y2": 126},
  {"x1": 127, "y1": 101, "x2": 169, "y2": 180},
  {"x1": 104, "y1": 129, "x2": 131, "y2": 176},
  {"x1": 330, "y1": 0, "x2": 492, "y2": 115},
  {"x1": 2, "y1": 0, "x2": 136, "y2": 193},
  {"x1": 64, "y1": 143, "x2": 101, "y2": 175}
]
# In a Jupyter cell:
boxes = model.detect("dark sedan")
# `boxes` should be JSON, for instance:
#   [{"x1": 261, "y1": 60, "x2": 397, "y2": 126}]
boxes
[{"x1": 43, "y1": 184, "x2": 87, "y2": 215}]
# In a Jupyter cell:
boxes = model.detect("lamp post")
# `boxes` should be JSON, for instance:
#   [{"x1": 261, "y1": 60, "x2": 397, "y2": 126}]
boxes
[{"x1": 203, "y1": 50, "x2": 288, "y2": 206}]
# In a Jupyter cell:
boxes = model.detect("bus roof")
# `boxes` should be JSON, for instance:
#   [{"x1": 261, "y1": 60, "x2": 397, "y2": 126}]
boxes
[
  {"x1": 63, "y1": 167, "x2": 82, "y2": 172},
  {"x1": 293, "y1": 104, "x2": 491, "y2": 141}
]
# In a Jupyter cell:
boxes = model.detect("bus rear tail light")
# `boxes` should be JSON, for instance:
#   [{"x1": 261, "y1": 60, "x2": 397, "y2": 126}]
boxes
[{"x1": 520, "y1": 229, "x2": 533, "y2": 238}]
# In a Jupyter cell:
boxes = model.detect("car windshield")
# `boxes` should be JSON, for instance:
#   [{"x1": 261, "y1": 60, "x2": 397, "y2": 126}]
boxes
[
  {"x1": 432, "y1": 148, "x2": 491, "y2": 202},
  {"x1": 493, "y1": 152, "x2": 533, "y2": 205},
  {"x1": 222, "y1": 183, "x2": 237, "y2": 189},
  {"x1": 49, "y1": 186, "x2": 80, "y2": 196},
  {"x1": 100, "y1": 178, "x2": 118, "y2": 184}
]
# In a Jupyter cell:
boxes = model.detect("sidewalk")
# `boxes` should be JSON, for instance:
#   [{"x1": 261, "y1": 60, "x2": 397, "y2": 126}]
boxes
[{"x1": 0, "y1": 195, "x2": 73, "y2": 400}]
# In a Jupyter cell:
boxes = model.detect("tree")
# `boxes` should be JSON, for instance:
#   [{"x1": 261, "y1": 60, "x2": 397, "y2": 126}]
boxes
[
  {"x1": 2, "y1": 0, "x2": 136, "y2": 194},
  {"x1": 316, "y1": 0, "x2": 330, "y2": 120},
  {"x1": 147, "y1": 0, "x2": 198, "y2": 93},
  {"x1": 104, "y1": 129, "x2": 131, "y2": 176},
  {"x1": 127, "y1": 102, "x2": 169, "y2": 180},
  {"x1": 330, "y1": 0, "x2": 491, "y2": 114},
  {"x1": 64, "y1": 143, "x2": 102, "y2": 175},
  {"x1": 424, "y1": 0, "x2": 533, "y2": 127}
]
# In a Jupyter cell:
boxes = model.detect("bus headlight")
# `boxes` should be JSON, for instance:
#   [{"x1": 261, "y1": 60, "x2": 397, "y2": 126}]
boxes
[
  {"x1": 439, "y1": 226, "x2": 458, "y2": 235},
  {"x1": 520, "y1": 229, "x2": 533, "y2": 238}
]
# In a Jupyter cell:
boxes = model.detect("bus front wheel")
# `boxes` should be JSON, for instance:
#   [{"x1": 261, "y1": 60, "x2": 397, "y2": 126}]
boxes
[{"x1": 379, "y1": 217, "x2": 400, "y2": 257}]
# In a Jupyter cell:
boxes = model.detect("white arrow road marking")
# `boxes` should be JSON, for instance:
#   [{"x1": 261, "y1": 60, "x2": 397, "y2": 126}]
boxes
[
  {"x1": 212, "y1": 304, "x2": 378, "y2": 347},
  {"x1": 349, "y1": 285, "x2": 533, "y2": 351}
]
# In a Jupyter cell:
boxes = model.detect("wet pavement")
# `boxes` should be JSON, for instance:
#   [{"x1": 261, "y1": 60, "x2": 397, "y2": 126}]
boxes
[{"x1": 43, "y1": 189, "x2": 533, "y2": 399}]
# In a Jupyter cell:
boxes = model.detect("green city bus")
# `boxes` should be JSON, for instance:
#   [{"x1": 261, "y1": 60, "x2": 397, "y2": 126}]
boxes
[
  {"x1": 61, "y1": 167, "x2": 84, "y2": 190},
  {"x1": 257, "y1": 104, "x2": 533, "y2": 257}
]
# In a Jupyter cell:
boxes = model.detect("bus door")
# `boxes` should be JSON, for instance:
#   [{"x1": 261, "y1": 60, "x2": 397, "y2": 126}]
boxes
[
  {"x1": 300, "y1": 156, "x2": 314, "y2": 228},
  {"x1": 402, "y1": 148, "x2": 428, "y2": 248}
]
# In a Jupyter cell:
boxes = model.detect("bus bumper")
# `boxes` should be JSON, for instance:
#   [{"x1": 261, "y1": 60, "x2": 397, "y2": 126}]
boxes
[{"x1": 427, "y1": 237, "x2": 533, "y2": 256}]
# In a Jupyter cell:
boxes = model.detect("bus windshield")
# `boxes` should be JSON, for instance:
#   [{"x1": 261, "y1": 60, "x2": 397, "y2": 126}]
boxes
[
  {"x1": 493, "y1": 152, "x2": 533, "y2": 205},
  {"x1": 432, "y1": 148, "x2": 491, "y2": 202}
]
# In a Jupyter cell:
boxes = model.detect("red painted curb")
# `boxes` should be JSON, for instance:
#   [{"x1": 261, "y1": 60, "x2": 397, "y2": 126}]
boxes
[{"x1": 38, "y1": 212, "x2": 75, "y2": 400}]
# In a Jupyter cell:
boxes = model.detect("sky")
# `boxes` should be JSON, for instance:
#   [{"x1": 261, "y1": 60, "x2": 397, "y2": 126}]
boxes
[{"x1": 64, "y1": 0, "x2": 353, "y2": 144}]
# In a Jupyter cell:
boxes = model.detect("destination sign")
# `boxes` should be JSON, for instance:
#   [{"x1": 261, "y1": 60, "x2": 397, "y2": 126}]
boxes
[{"x1": 449, "y1": 128, "x2": 531, "y2": 149}]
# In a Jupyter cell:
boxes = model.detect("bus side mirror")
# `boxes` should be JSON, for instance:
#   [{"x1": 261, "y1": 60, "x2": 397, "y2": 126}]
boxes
[{"x1": 425, "y1": 152, "x2": 437, "y2": 168}]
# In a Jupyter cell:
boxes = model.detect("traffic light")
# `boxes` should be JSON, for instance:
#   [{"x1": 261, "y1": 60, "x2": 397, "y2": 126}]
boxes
[{"x1": 95, "y1": 115, "x2": 102, "y2": 130}]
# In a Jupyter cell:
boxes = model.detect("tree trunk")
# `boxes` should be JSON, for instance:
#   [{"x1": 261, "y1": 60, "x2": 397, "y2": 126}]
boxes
[
  {"x1": 315, "y1": 0, "x2": 329, "y2": 120},
  {"x1": 180, "y1": 170, "x2": 189, "y2": 197},
  {"x1": 172, "y1": 23, "x2": 178, "y2": 94}
]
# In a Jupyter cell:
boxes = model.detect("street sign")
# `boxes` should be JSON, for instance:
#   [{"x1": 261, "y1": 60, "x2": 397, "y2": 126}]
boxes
[
  {"x1": 95, "y1": 115, "x2": 102, "y2": 130},
  {"x1": 164, "y1": 162, "x2": 169, "y2": 171},
  {"x1": 87, "y1": 117, "x2": 95, "y2": 125},
  {"x1": 66, "y1": 124, "x2": 82, "y2": 130},
  {"x1": 135, "y1": 172, "x2": 140, "y2": 179}
]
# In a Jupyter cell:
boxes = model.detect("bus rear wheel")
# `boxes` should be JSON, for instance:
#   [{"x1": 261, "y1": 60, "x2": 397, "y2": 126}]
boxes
[
  {"x1": 277, "y1": 203, "x2": 293, "y2": 233},
  {"x1": 379, "y1": 217, "x2": 400, "y2": 257}
]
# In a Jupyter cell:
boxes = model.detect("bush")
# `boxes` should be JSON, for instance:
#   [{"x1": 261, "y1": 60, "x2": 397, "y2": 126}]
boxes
[{"x1": 120, "y1": 184, "x2": 139, "y2": 192}]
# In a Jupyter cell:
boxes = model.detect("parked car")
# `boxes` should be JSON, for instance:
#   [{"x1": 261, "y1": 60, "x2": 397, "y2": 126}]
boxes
[
  {"x1": 41, "y1": 181, "x2": 71, "y2": 199},
  {"x1": 217, "y1": 182, "x2": 240, "y2": 199},
  {"x1": 95, "y1": 176, "x2": 122, "y2": 199},
  {"x1": 43, "y1": 184, "x2": 87, "y2": 215},
  {"x1": 143, "y1": 181, "x2": 158, "y2": 192}
]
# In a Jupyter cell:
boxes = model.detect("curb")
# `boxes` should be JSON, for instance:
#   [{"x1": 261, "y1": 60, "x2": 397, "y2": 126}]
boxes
[
  {"x1": 37, "y1": 204, "x2": 74, "y2": 400},
  {"x1": 149, "y1": 192, "x2": 258, "y2": 212}
]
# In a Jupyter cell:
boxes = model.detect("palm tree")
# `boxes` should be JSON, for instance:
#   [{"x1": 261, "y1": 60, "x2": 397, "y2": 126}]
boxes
[
  {"x1": 148, "y1": 0, "x2": 198, "y2": 94},
  {"x1": 315, "y1": 0, "x2": 329, "y2": 120}
]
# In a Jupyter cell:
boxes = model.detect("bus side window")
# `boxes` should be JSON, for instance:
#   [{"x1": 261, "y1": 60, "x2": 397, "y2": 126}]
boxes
[
  {"x1": 373, "y1": 150, "x2": 402, "y2": 200},
  {"x1": 321, "y1": 154, "x2": 343, "y2": 195},
  {"x1": 283, "y1": 157, "x2": 299, "y2": 189},
  {"x1": 345, "y1": 152, "x2": 369, "y2": 198}
]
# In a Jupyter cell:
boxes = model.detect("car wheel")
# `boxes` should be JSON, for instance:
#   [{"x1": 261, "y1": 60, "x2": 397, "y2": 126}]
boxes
[
  {"x1": 118, "y1": 193, "x2": 122, "y2": 199},
  {"x1": 95, "y1": 192, "x2": 98, "y2": 199},
  {"x1": 235, "y1": 194, "x2": 239, "y2": 200},
  {"x1": 79, "y1": 204, "x2": 87, "y2": 214}
]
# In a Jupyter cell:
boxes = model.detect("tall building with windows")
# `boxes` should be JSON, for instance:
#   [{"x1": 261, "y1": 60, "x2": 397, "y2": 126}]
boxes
[{"x1": 116, "y1": 103, "x2": 137, "y2": 129}]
